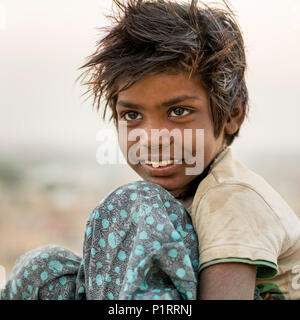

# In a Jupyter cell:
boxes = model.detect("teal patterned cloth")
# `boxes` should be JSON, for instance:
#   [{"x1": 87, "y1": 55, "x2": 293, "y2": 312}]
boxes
[{"x1": 1, "y1": 181, "x2": 199, "y2": 300}]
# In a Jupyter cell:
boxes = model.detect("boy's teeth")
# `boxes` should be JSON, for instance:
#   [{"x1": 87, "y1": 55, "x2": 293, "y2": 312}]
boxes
[{"x1": 144, "y1": 160, "x2": 174, "y2": 167}]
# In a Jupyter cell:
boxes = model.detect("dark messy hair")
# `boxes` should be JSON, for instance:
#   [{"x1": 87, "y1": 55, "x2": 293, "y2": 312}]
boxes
[{"x1": 78, "y1": 0, "x2": 248, "y2": 146}]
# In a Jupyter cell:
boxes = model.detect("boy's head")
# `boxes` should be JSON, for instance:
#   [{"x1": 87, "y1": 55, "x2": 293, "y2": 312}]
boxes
[{"x1": 79, "y1": 0, "x2": 248, "y2": 198}]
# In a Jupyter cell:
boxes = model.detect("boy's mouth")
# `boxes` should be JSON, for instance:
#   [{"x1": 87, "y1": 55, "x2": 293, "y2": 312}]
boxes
[
  {"x1": 140, "y1": 159, "x2": 183, "y2": 176},
  {"x1": 143, "y1": 159, "x2": 181, "y2": 168}
]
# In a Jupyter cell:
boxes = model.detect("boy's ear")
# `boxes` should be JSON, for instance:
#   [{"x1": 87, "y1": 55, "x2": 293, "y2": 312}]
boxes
[{"x1": 224, "y1": 106, "x2": 245, "y2": 136}]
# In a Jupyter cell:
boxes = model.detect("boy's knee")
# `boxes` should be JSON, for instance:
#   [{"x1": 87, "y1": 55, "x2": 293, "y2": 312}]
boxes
[
  {"x1": 90, "y1": 180, "x2": 186, "y2": 227},
  {"x1": 91, "y1": 181, "x2": 186, "y2": 221},
  {"x1": 100, "y1": 180, "x2": 179, "y2": 207}
]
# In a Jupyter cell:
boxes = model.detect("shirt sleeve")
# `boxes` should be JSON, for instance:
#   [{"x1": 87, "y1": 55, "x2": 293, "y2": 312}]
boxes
[{"x1": 191, "y1": 183, "x2": 287, "y2": 279}]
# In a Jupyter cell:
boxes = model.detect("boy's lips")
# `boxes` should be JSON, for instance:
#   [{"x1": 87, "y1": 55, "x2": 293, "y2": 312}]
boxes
[{"x1": 140, "y1": 160, "x2": 183, "y2": 176}]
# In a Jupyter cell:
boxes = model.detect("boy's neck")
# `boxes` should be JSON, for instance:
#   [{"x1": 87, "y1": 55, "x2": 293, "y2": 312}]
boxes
[
  {"x1": 175, "y1": 161, "x2": 212, "y2": 206},
  {"x1": 175, "y1": 146, "x2": 229, "y2": 210}
]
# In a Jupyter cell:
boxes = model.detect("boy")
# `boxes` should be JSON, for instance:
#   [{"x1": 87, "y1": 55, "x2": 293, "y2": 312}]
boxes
[
  {"x1": 78, "y1": 0, "x2": 300, "y2": 299},
  {"x1": 2, "y1": 0, "x2": 300, "y2": 300}
]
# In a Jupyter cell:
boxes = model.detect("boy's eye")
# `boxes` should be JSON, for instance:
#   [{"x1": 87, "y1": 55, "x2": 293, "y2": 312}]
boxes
[
  {"x1": 121, "y1": 111, "x2": 142, "y2": 121},
  {"x1": 169, "y1": 107, "x2": 191, "y2": 117}
]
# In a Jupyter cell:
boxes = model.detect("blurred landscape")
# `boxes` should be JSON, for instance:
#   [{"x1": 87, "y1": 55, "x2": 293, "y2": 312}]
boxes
[
  {"x1": 0, "y1": 150, "x2": 140, "y2": 275},
  {"x1": 1, "y1": 149, "x2": 300, "y2": 276}
]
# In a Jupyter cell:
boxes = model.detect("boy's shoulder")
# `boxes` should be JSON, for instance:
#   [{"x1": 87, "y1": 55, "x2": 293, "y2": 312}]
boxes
[
  {"x1": 191, "y1": 147, "x2": 300, "y2": 243},
  {"x1": 197, "y1": 147, "x2": 283, "y2": 195},
  {"x1": 193, "y1": 147, "x2": 292, "y2": 208},
  {"x1": 189, "y1": 148, "x2": 300, "y2": 299}
]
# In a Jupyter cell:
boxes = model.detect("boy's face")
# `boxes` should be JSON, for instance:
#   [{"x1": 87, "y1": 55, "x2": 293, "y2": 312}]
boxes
[{"x1": 116, "y1": 72, "x2": 225, "y2": 198}]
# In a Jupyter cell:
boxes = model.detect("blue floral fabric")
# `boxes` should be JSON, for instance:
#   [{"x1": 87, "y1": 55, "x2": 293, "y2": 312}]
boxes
[{"x1": 1, "y1": 181, "x2": 199, "y2": 300}]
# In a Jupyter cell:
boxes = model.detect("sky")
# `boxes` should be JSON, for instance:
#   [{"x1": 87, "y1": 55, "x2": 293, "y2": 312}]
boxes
[{"x1": 0, "y1": 0, "x2": 299, "y2": 160}]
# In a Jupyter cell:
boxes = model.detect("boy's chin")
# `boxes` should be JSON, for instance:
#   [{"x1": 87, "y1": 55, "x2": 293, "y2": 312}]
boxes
[{"x1": 138, "y1": 175, "x2": 193, "y2": 198}]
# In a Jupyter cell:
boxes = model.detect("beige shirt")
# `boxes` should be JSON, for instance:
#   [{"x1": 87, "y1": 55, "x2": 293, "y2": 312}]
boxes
[{"x1": 187, "y1": 147, "x2": 300, "y2": 300}]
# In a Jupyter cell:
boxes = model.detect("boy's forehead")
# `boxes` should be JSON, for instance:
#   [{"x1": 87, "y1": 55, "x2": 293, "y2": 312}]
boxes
[{"x1": 117, "y1": 72, "x2": 207, "y2": 104}]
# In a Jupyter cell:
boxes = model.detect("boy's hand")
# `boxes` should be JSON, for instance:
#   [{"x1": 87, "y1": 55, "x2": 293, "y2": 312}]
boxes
[{"x1": 198, "y1": 262, "x2": 257, "y2": 300}]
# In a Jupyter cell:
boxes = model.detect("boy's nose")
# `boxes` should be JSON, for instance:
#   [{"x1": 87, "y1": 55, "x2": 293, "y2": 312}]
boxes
[{"x1": 139, "y1": 123, "x2": 175, "y2": 160}]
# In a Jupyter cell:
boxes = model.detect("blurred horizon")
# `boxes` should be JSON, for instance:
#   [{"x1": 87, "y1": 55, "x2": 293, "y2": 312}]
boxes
[{"x1": 1, "y1": 146, "x2": 300, "y2": 275}]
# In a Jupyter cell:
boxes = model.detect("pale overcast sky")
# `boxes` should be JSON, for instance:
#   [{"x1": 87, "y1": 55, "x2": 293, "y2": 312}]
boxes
[{"x1": 0, "y1": 0, "x2": 299, "y2": 159}]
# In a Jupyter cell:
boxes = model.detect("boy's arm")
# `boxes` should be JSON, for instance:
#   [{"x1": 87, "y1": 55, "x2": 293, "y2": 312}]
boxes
[{"x1": 198, "y1": 262, "x2": 257, "y2": 300}]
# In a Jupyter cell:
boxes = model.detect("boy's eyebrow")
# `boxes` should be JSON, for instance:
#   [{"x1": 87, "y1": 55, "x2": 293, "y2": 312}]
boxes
[
  {"x1": 116, "y1": 95, "x2": 201, "y2": 109},
  {"x1": 161, "y1": 95, "x2": 200, "y2": 107}
]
